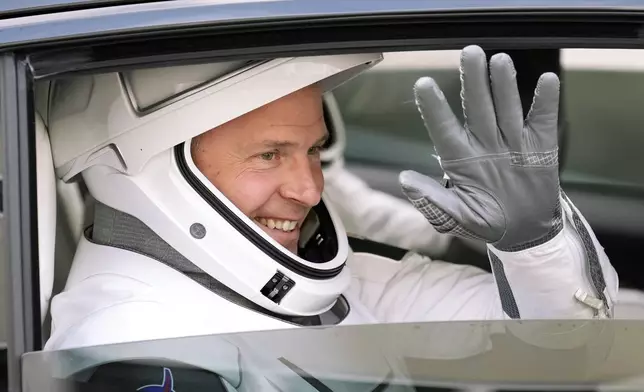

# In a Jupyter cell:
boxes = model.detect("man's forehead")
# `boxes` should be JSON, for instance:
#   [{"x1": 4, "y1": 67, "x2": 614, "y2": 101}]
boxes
[
  {"x1": 262, "y1": 85, "x2": 323, "y2": 125},
  {"x1": 268, "y1": 113, "x2": 324, "y2": 128},
  {"x1": 256, "y1": 131, "x2": 329, "y2": 148},
  {"x1": 247, "y1": 113, "x2": 328, "y2": 148},
  {"x1": 198, "y1": 85, "x2": 325, "y2": 144},
  {"x1": 236, "y1": 86, "x2": 325, "y2": 135}
]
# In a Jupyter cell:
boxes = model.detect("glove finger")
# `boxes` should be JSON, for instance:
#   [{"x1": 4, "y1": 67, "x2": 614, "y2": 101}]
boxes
[
  {"x1": 414, "y1": 77, "x2": 471, "y2": 160},
  {"x1": 526, "y1": 72, "x2": 560, "y2": 152},
  {"x1": 399, "y1": 170, "x2": 462, "y2": 224},
  {"x1": 489, "y1": 52, "x2": 524, "y2": 150},
  {"x1": 460, "y1": 45, "x2": 501, "y2": 149}
]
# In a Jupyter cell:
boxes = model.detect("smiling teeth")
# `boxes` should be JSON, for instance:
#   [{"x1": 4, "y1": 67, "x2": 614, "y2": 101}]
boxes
[{"x1": 256, "y1": 218, "x2": 297, "y2": 232}]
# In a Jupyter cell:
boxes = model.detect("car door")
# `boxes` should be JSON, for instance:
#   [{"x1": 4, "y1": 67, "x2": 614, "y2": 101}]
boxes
[{"x1": 2, "y1": 2, "x2": 644, "y2": 392}]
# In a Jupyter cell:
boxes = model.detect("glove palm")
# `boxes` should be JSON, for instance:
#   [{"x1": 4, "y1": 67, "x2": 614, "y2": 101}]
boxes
[{"x1": 400, "y1": 45, "x2": 562, "y2": 251}]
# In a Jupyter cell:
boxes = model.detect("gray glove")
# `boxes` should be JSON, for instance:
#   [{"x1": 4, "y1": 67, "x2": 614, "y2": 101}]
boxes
[{"x1": 399, "y1": 45, "x2": 562, "y2": 251}]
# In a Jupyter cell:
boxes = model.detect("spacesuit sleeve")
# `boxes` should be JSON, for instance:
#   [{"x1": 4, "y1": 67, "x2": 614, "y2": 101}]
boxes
[
  {"x1": 323, "y1": 162, "x2": 452, "y2": 259},
  {"x1": 346, "y1": 195, "x2": 618, "y2": 322},
  {"x1": 486, "y1": 193, "x2": 618, "y2": 319}
]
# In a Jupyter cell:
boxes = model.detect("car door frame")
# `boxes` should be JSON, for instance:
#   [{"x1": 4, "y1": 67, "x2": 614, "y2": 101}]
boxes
[
  {"x1": 3, "y1": 2, "x2": 644, "y2": 392},
  {"x1": 1, "y1": 52, "x2": 40, "y2": 392}
]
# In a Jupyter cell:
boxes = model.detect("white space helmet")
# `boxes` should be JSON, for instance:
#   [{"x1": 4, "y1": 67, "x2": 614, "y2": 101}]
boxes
[{"x1": 47, "y1": 53, "x2": 382, "y2": 318}]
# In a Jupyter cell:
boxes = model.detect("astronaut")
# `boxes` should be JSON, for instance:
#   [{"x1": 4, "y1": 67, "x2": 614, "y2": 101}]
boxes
[{"x1": 43, "y1": 45, "x2": 617, "y2": 354}]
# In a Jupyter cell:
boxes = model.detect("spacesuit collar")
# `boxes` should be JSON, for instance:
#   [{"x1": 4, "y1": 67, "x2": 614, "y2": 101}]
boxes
[{"x1": 90, "y1": 201, "x2": 351, "y2": 325}]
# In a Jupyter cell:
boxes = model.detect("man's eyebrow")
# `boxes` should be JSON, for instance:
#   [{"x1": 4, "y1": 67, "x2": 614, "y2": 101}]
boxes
[
  {"x1": 259, "y1": 140, "x2": 297, "y2": 148},
  {"x1": 255, "y1": 133, "x2": 329, "y2": 149}
]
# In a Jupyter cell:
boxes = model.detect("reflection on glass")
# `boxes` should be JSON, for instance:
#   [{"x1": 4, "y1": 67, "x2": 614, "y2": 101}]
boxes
[{"x1": 23, "y1": 320, "x2": 644, "y2": 391}]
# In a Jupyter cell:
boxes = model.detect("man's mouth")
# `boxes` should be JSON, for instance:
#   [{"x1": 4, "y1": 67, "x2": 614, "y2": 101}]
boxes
[{"x1": 254, "y1": 217, "x2": 298, "y2": 232}]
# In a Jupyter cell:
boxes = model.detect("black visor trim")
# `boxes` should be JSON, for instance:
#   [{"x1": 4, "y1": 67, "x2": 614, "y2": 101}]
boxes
[{"x1": 174, "y1": 143, "x2": 344, "y2": 280}]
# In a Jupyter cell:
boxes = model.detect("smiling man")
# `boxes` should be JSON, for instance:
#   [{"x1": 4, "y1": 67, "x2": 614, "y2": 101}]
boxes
[
  {"x1": 191, "y1": 86, "x2": 327, "y2": 253},
  {"x1": 44, "y1": 46, "x2": 617, "y2": 352}
]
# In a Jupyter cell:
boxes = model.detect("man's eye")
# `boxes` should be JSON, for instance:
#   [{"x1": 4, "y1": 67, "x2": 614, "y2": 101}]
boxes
[
  {"x1": 308, "y1": 146, "x2": 322, "y2": 155},
  {"x1": 260, "y1": 152, "x2": 277, "y2": 161}
]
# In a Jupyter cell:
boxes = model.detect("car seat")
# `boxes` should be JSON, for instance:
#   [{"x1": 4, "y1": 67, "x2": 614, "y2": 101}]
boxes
[
  {"x1": 35, "y1": 112, "x2": 57, "y2": 326},
  {"x1": 35, "y1": 107, "x2": 86, "y2": 343}
]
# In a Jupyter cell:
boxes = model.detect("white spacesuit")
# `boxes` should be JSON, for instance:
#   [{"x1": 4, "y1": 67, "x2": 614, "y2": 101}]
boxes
[{"x1": 43, "y1": 46, "x2": 618, "y2": 366}]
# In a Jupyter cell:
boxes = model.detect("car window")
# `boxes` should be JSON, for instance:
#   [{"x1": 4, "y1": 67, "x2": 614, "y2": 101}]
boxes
[
  {"x1": 20, "y1": 44, "x2": 644, "y2": 392},
  {"x1": 34, "y1": 48, "x2": 644, "y2": 323}
]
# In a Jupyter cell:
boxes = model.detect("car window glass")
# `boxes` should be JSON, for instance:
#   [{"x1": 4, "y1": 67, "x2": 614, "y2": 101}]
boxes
[
  {"x1": 32, "y1": 49, "x2": 644, "y2": 391},
  {"x1": 21, "y1": 320, "x2": 644, "y2": 391}
]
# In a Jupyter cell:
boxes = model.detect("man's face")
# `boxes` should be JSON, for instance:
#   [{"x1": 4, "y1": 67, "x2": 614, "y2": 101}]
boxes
[{"x1": 191, "y1": 86, "x2": 327, "y2": 253}]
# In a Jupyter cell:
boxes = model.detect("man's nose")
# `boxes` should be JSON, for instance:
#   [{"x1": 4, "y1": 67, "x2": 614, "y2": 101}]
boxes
[{"x1": 280, "y1": 160, "x2": 322, "y2": 207}]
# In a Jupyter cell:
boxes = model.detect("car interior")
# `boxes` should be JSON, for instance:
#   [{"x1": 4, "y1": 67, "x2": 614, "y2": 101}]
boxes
[{"x1": 4, "y1": 46, "x2": 644, "y2": 391}]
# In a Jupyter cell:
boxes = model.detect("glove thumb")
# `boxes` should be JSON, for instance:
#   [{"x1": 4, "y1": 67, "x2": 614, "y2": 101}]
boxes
[{"x1": 399, "y1": 170, "x2": 461, "y2": 221}]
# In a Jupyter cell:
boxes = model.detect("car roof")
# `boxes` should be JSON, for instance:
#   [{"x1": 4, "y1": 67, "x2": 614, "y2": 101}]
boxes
[
  {"x1": 2, "y1": 0, "x2": 644, "y2": 50},
  {"x1": 3, "y1": 0, "x2": 644, "y2": 16},
  {"x1": 0, "y1": 0, "x2": 156, "y2": 17}
]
